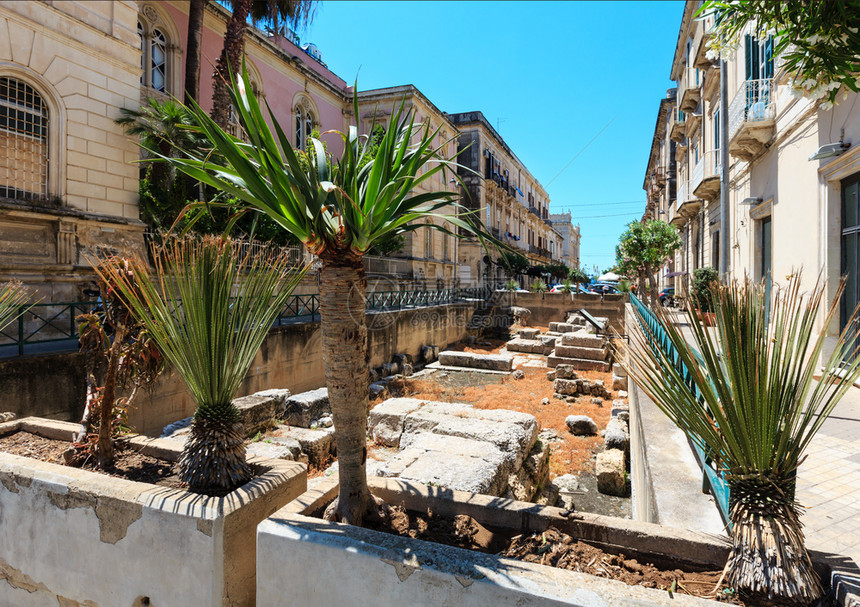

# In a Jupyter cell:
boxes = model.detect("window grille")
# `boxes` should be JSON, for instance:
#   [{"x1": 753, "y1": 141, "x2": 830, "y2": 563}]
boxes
[{"x1": 0, "y1": 77, "x2": 49, "y2": 202}]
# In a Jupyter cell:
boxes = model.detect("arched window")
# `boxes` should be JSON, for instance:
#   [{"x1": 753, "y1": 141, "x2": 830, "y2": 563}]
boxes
[
  {"x1": 294, "y1": 104, "x2": 315, "y2": 150},
  {"x1": 0, "y1": 77, "x2": 49, "y2": 202},
  {"x1": 138, "y1": 9, "x2": 173, "y2": 94}
]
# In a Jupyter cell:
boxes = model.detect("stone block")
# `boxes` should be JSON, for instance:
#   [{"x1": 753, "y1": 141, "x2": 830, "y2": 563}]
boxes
[
  {"x1": 265, "y1": 436, "x2": 303, "y2": 460},
  {"x1": 612, "y1": 374, "x2": 628, "y2": 391},
  {"x1": 246, "y1": 441, "x2": 295, "y2": 461},
  {"x1": 547, "y1": 355, "x2": 611, "y2": 372},
  {"x1": 612, "y1": 363, "x2": 627, "y2": 378},
  {"x1": 518, "y1": 328, "x2": 539, "y2": 340},
  {"x1": 392, "y1": 353, "x2": 413, "y2": 366},
  {"x1": 546, "y1": 370, "x2": 556, "y2": 381},
  {"x1": 438, "y1": 351, "x2": 513, "y2": 372},
  {"x1": 283, "y1": 388, "x2": 330, "y2": 428},
  {"x1": 555, "y1": 365, "x2": 579, "y2": 380},
  {"x1": 511, "y1": 306, "x2": 531, "y2": 326},
  {"x1": 540, "y1": 335, "x2": 558, "y2": 348},
  {"x1": 596, "y1": 449, "x2": 627, "y2": 496},
  {"x1": 565, "y1": 415, "x2": 597, "y2": 436},
  {"x1": 554, "y1": 344, "x2": 607, "y2": 361},
  {"x1": 252, "y1": 388, "x2": 291, "y2": 413},
  {"x1": 398, "y1": 451, "x2": 510, "y2": 496},
  {"x1": 512, "y1": 369, "x2": 525, "y2": 380},
  {"x1": 401, "y1": 363, "x2": 414, "y2": 377},
  {"x1": 271, "y1": 425, "x2": 335, "y2": 466},
  {"x1": 233, "y1": 394, "x2": 282, "y2": 437},
  {"x1": 369, "y1": 382, "x2": 387, "y2": 399},
  {"x1": 553, "y1": 474, "x2": 581, "y2": 510},
  {"x1": 421, "y1": 345, "x2": 439, "y2": 363},
  {"x1": 506, "y1": 439, "x2": 550, "y2": 502},
  {"x1": 548, "y1": 322, "x2": 576, "y2": 333},
  {"x1": 554, "y1": 378, "x2": 582, "y2": 396},
  {"x1": 368, "y1": 397, "x2": 426, "y2": 447},
  {"x1": 604, "y1": 418, "x2": 630, "y2": 454},
  {"x1": 560, "y1": 332, "x2": 605, "y2": 349}
]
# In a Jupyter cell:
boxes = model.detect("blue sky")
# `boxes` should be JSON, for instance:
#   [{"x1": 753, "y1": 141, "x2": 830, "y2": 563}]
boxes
[{"x1": 298, "y1": 1, "x2": 683, "y2": 271}]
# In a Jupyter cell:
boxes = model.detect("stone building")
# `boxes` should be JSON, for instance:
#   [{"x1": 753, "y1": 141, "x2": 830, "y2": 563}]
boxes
[
  {"x1": 447, "y1": 111, "x2": 564, "y2": 287},
  {"x1": 643, "y1": 0, "x2": 860, "y2": 353},
  {"x1": 0, "y1": 1, "x2": 144, "y2": 301},
  {"x1": 547, "y1": 212, "x2": 581, "y2": 269},
  {"x1": 0, "y1": 0, "x2": 572, "y2": 303},
  {"x1": 357, "y1": 85, "x2": 459, "y2": 287}
]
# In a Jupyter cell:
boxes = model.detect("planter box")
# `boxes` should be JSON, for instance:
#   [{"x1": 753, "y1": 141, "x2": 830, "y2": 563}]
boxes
[
  {"x1": 258, "y1": 477, "x2": 860, "y2": 607},
  {"x1": 0, "y1": 417, "x2": 306, "y2": 607}
]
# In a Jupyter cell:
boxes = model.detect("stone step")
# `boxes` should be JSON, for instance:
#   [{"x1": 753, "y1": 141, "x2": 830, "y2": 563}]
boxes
[
  {"x1": 505, "y1": 338, "x2": 553, "y2": 355},
  {"x1": 438, "y1": 351, "x2": 513, "y2": 371},
  {"x1": 517, "y1": 328, "x2": 539, "y2": 340},
  {"x1": 560, "y1": 332, "x2": 605, "y2": 348},
  {"x1": 548, "y1": 321, "x2": 577, "y2": 333},
  {"x1": 547, "y1": 355, "x2": 611, "y2": 372},
  {"x1": 554, "y1": 344, "x2": 607, "y2": 361}
]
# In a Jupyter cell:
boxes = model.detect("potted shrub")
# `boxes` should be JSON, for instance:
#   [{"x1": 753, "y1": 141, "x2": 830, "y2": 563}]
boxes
[
  {"x1": 624, "y1": 275, "x2": 860, "y2": 605},
  {"x1": 0, "y1": 237, "x2": 308, "y2": 605},
  {"x1": 691, "y1": 267, "x2": 719, "y2": 325}
]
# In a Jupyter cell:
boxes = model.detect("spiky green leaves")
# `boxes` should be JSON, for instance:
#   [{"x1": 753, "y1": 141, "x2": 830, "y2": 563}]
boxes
[
  {"x1": 151, "y1": 66, "x2": 499, "y2": 258},
  {"x1": 0, "y1": 282, "x2": 31, "y2": 333},
  {"x1": 95, "y1": 235, "x2": 306, "y2": 413}
]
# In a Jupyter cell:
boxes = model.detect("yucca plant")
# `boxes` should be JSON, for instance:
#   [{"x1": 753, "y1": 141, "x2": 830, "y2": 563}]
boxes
[
  {"x1": 624, "y1": 275, "x2": 860, "y2": 605},
  {"x1": 0, "y1": 281, "x2": 30, "y2": 333},
  {"x1": 95, "y1": 236, "x2": 306, "y2": 493},
  {"x1": 143, "y1": 67, "x2": 495, "y2": 522}
]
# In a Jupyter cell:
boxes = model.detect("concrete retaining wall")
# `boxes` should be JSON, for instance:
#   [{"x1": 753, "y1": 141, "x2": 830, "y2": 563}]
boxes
[
  {"x1": 497, "y1": 292, "x2": 627, "y2": 332},
  {"x1": 0, "y1": 302, "x2": 476, "y2": 435},
  {"x1": 0, "y1": 417, "x2": 306, "y2": 607}
]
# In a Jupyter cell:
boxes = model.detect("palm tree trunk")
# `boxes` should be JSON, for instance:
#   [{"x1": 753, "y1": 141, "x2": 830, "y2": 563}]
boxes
[
  {"x1": 184, "y1": 0, "x2": 205, "y2": 105},
  {"x1": 319, "y1": 252, "x2": 373, "y2": 524},
  {"x1": 212, "y1": 0, "x2": 251, "y2": 128},
  {"x1": 727, "y1": 479, "x2": 821, "y2": 605},
  {"x1": 97, "y1": 323, "x2": 126, "y2": 467}
]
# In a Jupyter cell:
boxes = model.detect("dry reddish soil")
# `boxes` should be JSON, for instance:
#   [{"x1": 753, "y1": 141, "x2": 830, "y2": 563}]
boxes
[
  {"x1": 0, "y1": 431, "x2": 245, "y2": 496},
  {"x1": 379, "y1": 365, "x2": 615, "y2": 479},
  {"x1": 364, "y1": 504, "x2": 745, "y2": 604}
]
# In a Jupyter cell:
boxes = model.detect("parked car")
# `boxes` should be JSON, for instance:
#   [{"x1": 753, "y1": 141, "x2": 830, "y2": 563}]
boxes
[
  {"x1": 588, "y1": 283, "x2": 619, "y2": 295},
  {"x1": 550, "y1": 284, "x2": 591, "y2": 293},
  {"x1": 659, "y1": 287, "x2": 676, "y2": 307}
]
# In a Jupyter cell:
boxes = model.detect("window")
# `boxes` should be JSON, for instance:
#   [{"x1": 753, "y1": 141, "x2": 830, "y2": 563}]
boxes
[
  {"x1": 138, "y1": 16, "x2": 171, "y2": 93},
  {"x1": 424, "y1": 224, "x2": 432, "y2": 258},
  {"x1": 294, "y1": 105, "x2": 315, "y2": 150},
  {"x1": 0, "y1": 77, "x2": 49, "y2": 202}
]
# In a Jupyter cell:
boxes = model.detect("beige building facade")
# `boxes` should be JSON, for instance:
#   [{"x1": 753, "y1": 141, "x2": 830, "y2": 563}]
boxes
[
  {"x1": 548, "y1": 212, "x2": 581, "y2": 269},
  {"x1": 0, "y1": 1, "x2": 144, "y2": 302},
  {"x1": 448, "y1": 111, "x2": 564, "y2": 287},
  {"x1": 644, "y1": 1, "x2": 860, "y2": 351}
]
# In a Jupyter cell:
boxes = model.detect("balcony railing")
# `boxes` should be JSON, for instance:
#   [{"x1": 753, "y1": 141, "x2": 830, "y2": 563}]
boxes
[
  {"x1": 669, "y1": 107, "x2": 687, "y2": 142},
  {"x1": 692, "y1": 150, "x2": 721, "y2": 201},
  {"x1": 679, "y1": 66, "x2": 702, "y2": 112},
  {"x1": 728, "y1": 78, "x2": 774, "y2": 141}
]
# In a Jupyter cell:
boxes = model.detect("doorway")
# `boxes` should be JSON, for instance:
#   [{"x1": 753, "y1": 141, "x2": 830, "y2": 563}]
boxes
[{"x1": 841, "y1": 173, "x2": 860, "y2": 343}]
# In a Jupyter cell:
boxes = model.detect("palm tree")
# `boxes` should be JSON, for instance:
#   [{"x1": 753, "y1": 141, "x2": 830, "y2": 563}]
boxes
[
  {"x1": 95, "y1": 236, "x2": 306, "y2": 493},
  {"x1": 184, "y1": 0, "x2": 206, "y2": 105},
  {"x1": 150, "y1": 69, "x2": 494, "y2": 521},
  {"x1": 624, "y1": 276, "x2": 860, "y2": 605},
  {"x1": 211, "y1": 0, "x2": 317, "y2": 128},
  {"x1": 0, "y1": 282, "x2": 30, "y2": 333}
]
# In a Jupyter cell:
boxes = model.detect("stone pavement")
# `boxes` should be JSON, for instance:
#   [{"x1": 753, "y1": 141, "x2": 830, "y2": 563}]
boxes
[{"x1": 797, "y1": 386, "x2": 860, "y2": 563}]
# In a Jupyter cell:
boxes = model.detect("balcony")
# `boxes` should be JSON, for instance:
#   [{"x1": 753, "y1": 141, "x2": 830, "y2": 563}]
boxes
[
  {"x1": 693, "y1": 31, "x2": 715, "y2": 70},
  {"x1": 668, "y1": 200, "x2": 685, "y2": 228},
  {"x1": 675, "y1": 178, "x2": 702, "y2": 220},
  {"x1": 669, "y1": 107, "x2": 687, "y2": 143},
  {"x1": 528, "y1": 206, "x2": 540, "y2": 218},
  {"x1": 679, "y1": 67, "x2": 702, "y2": 113},
  {"x1": 691, "y1": 150, "x2": 721, "y2": 201},
  {"x1": 654, "y1": 166, "x2": 667, "y2": 186},
  {"x1": 728, "y1": 78, "x2": 775, "y2": 161},
  {"x1": 702, "y1": 61, "x2": 720, "y2": 99}
]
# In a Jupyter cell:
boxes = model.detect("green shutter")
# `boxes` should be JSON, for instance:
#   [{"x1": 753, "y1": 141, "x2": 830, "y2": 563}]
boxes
[{"x1": 764, "y1": 36, "x2": 774, "y2": 79}]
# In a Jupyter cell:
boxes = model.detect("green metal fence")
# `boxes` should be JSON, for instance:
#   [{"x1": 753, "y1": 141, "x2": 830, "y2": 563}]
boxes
[
  {"x1": 1, "y1": 286, "x2": 500, "y2": 357},
  {"x1": 629, "y1": 292, "x2": 731, "y2": 525}
]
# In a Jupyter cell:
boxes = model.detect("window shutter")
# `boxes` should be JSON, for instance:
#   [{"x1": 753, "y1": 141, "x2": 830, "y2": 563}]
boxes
[
  {"x1": 744, "y1": 34, "x2": 753, "y2": 81},
  {"x1": 764, "y1": 36, "x2": 774, "y2": 78}
]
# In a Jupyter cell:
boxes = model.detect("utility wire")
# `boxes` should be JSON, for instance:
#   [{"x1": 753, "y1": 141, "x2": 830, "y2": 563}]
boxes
[
  {"x1": 545, "y1": 116, "x2": 617, "y2": 187},
  {"x1": 576, "y1": 211, "x2": 642, "y2": 219},
  {"x1": 554, "y1": 200, "x2": 645, "y2": 209}
]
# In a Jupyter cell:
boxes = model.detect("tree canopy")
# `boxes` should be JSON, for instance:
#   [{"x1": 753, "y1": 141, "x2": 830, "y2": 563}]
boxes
[{"x1": 700, "y1": 0, "x2": 860, "y2": 106}]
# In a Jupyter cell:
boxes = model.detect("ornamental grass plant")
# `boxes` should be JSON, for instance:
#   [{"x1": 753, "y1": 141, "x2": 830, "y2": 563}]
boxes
[
  {"x1": 95, "y1": 235, "x2": 306, "y2": 493},
  {"x1": 0, "y1": 281, "x2": 30, "y2": 333},
  {"x1": 624, "y1": 275, "x2": 860, "y2": 605}
]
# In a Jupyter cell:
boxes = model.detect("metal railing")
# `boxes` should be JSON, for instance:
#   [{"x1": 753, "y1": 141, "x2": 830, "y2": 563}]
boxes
[
  {"x1": 691, "y1": 149, "x2": 720, "y2": 190},
  {"x1": 728, "y1": 78, "x2": 774, "y2": 141},
  {"x1": 629, "y1": 293, "x2": 731, "y2": 524},
  {"x1": 0, "y1": 286, "x2": 499, "y2": 357}
]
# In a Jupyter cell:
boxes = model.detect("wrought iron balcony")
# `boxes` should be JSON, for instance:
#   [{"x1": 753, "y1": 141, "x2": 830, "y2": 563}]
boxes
[
  {"x1": 691, "y1": 150, "x2": 721, "y2": 201},
  {"x1": 728, "y1": 78, "x2": 775, "y2": 161}
]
